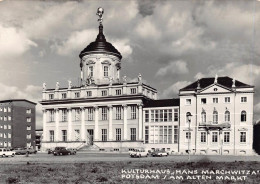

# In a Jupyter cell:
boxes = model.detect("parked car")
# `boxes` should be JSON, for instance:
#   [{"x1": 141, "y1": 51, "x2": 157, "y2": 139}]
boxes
[
  {"x1": 0, "y1": 148, "x2": 15, "y2": 157},
  {"x1": 13, "y1": 147, "x2": 37, "y2": 155},
  {"x1": 151, "y1": 150, "x2": 168, "y2": 157},
  {"x1": 67, "y1": 148, "x2": 77, "y2": 155},
  {"x1": 129, "y1": 148, "x2": 148, "y2": 158},
  {"x1": 26, "y1": 147, "x2": 37, "y2": 154},
  {"x1": 53, "y1": 147, "x2": 71, "y2": 156}
]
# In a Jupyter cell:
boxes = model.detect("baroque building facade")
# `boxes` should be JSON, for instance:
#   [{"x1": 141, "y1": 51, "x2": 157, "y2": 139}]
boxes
[{"x1": 40, "y1": 8, "x2": 254, "y2": 155}]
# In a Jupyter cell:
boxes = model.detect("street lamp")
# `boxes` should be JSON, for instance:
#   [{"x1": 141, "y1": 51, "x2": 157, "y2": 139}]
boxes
[{"x1": 186, "y1": 112, "x2": 192, "y2": 161}]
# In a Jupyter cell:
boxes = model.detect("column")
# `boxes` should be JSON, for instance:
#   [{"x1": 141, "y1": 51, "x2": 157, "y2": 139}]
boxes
[
  {"x1": 55, "y1": 108, "x2": 59, "y2": 141},
  {"x1": 42, "y1": 109, "x2": 47, "y2": 141},
  {"x1": 108, "y1": 105, "x2": 113, "y2": 141},
  {"x1": 123, "y1": 104, "x2": 128, "y2": 140},
  {"x1": 80, "y1": 107, "x2": 86, "y2": 141},
  {"x1": 138, "y1": 104, "x2": 143, "y2": 140},
  {"x1": 94, "y1": 106, "x2": 99, "y2": 141},
  {"x1": 67, "y1": 108, "x2": 72, "y2": 141}
]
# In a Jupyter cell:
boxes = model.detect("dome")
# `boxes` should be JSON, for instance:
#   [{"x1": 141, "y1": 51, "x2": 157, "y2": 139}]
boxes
[{"x1": 79, "y1": 25, "x2": 122, "y2": 59}]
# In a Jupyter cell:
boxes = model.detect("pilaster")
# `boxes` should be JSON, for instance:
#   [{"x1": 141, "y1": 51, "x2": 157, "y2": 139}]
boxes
[
  {"x1": 108, "y1": 105, "x2": 113, "y2": 141},
  {"x1": 67, "y1": 107, "x2": 72, "y2": 141},
  {"x1": 123, "y1": 104, "x2": 128, "y2": 140},
  {"x1": 81, "y1": 107, "x2": 86, "y2": 141},
  {"x1": 94, "y1": 106, "x2": 99, "y2": 141},
  {"x1": 55, "y1": 108, "x2": 59, "y2": 141}
]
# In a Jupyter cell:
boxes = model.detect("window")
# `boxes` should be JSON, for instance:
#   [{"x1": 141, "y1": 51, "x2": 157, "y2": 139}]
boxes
[
  {"x1": 104, "y1": 66, "x2": 108, "y2": 77},
  {"x1": 241, "y1": 111, "x2": 246, "y2": 122},
  {"x1": 130, "y1": 106, "x2": 137, "y2": 119},
  {"x1": 212, "y1": 132, "x2": 218, "y2": 143},
  {"x1": 0, "y1": 108, "x2": 2, "y2": 111},
  {"x1": 224, "y1": 132, "x2": 230, "y2": 143},
  {"x1": 75, "y1": 129, "x2": 80, "y2": 141},
  {"x1": 4, "y1": 116, "x2": 7, "y2": 121},
  {"x1": 213, "y1": 98, "x2": 218, "y2": 103},
  {"x1": 26, "y1": 142, "x2": 31, "y2": 148},
  {"x1": 145, "y1": 110, "x2": 149, "y2": 122},
  {"x1": 145, "y1": 126, "x2": 149, "y2": 143},
  {"x1": 151, "y1": 110, "x2": 154, "y2": 122},
  {"x1": 214, "y1": 88, "x2": 218, "y2": 91},
  {"x1": 186, "y1": 132, "x2": 191, "y2": 142},
  {"x1": 101, "y1": 107, "x2": 107, "y2": 120},
  {"x1": 201, "y1": 132, "x2": 206, "y2": 143},
  {"x1": 74, "y1": 109, "x2": 81, "y2": 121},
  {"x1": 8, "y1": 133, "x2": 11, "y2": 138},
  {"x1": 240, "y1": 132, "x2": 246, "y2": 143},
  {"x1": 116, "y1": 89, "x2": 121, "y2": 95},
  {"x1": 7, "y1": 107, "x2": 11, "y2": 112},
  {"x1": 27, "y1": 134, "x2": 31, "y2": 139},
  {"x1": 116, "y1": 128, "x2": 121, "y2": 141},
  {"x1": 61, "y1": 109, "x2": 67, "y2": 122},
  {"x1": 159, "y1": 110, "x2": 163, "y2": 122},
  {"x1": 186, "y1": 99, "x2": 191, "y2": 105},
  {"x1": 213, "y1": 110, "x2": 218, "y2": 124},
  {"x1": 27, "y1": 117, "x2": 31, "y2": 122},
  {"x1": 130, "y1": 128, "x2": 136, "y2": 141},
  {"x1": 115, "y1": 106, "x2": 122, "y2": 120},
  {"x1": 173, "y1": 126, "x2": 178, "y2": 144},
  {"x1": 201, "y1": 98, "x2": 207, "y2": 104},
  {"x1": 101, "y1": 90, "x2": 107, "y2": 96},
  {"x1": 0, "y1": 116, "x2": 2, "y2": 120},
  {"x1": 87, "y1": 108, "x2": 94, "y2": 121},
  {"x1": 102, "y1": 129, "x2": 107, "y2": 141},
  {"x1": 225, "y1": 97, "x2": 230, "y2": 103},
  {"x1": 8, "y1": 125, "x2": 11, "y2": 129},
  {"x1": 86, "y1": 91, "x2": 92, "y2": 97},
  {"x1": 225, "y1": 111, "x2": 230, "y2": 122},
  {"x1": 4, "y1": 125, "x2": 7, "y2": 129},
  {"x1": 26, "y1": 109, "x2": 32, "y2": 114},
  {"x1": 62, "y1": 130, "x2": 67, "y2": 142},
  {"x1": 174, "y1": 109, "x2": 178, "y2": 121},
  {"x1": 241, "y1": 97, "x2": 247, "y2": 103},
  {"x1": 49, "y1": 110, "x2": 55, "y2": 122},
  {"x1": 155, "y1": 110, "x2": 159, "y2": 122},
  {"x1": 49, "y1": 94, "x2": 54, "y2": 100},
  {"x1": 130, "y1": 88, "x2": 137, "y2": 94},
  {"x1": 4, "y1": 108, "x2": 7, "y2": 112},
  {"x1": 8, "y1": 116, "x2": 11, "y2": 121},
  {"x1": 50, "y1": 130, "x2": 54, "y2": 142},
  {"x1": 201, "y1": 111, "x2": 206, "y2": 123},
  {"x1": 89, "y1": 66, "x2": 93, "y2": 77},
  {"x1": 61, "y1": 93, "x2": 67, "y2": 99},
  {"x1": 27, "y1": 126, "x2": 31, "y2": 130},
  {"x1": 75, "y1": 92, "x2": 80, "y2": 98}
]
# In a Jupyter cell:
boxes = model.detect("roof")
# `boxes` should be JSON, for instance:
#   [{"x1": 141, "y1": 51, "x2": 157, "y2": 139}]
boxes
[
  {"x1": 180, "y1": 76, "x2": 253, "y2": 91},
  {"x1": 0, "y1": 99, "x2": 37, "y2": 105},
  {"x1": 144, "y1": 99, "x2": 180, "y2": 108},
  {"x1": 79, "y1": 25, "x2": 122, "y2": 59}
]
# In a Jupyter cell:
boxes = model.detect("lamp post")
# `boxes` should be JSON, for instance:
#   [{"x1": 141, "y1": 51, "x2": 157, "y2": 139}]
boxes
[{"x1": 186, "y1": 112, "x2": 192, "y2": 161}]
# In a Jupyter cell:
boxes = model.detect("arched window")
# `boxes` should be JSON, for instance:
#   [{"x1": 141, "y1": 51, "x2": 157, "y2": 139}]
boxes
[
  {"x1": 213, "y1": 110, "x2": 218, "y2": 124},
  {"x1": 201, "y1": 111, "x2": 206, "y2": 123},
  {"x1": 225, "y1": 111, "x2": 230, "y2": 122},
  {"x1": 241, "y1": 111, "x2": 246, "y2": 122}
]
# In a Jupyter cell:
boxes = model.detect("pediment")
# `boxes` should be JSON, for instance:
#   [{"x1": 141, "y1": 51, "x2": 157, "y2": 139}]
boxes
[{"x1": 198, "y1": 83, "x2": 232, "y2": 94}]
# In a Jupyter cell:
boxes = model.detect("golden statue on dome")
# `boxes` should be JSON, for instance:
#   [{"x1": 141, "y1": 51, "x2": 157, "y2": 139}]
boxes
[{"x1": 96, "y1": 7, "x2": 104, "y2": 24}]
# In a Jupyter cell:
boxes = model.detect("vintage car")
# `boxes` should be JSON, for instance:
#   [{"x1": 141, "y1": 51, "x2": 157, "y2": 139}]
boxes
[
  {"x1": 129, "y1": 148, "x2": 148, "y2": 158},
  {"x1": 0, "y1": 148, "x2": 15, "y2": 157},
  {"x1": 151, "y1": 150, "x2": 168, "y2": 157},
  {"x1": 53, "y1": 147, "x2": 72, "y2": 156},
  {"x1": 14, "y1": 147, "x2": 37, "y2": 155}
]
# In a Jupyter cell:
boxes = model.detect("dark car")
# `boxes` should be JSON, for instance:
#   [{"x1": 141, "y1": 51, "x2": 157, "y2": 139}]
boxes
[
  {"x1": 53, "y1": 147, "x2": 71, "y2": 156},
  {"x1": 47, "y1": 148, "x2": 54, "y2": 154}
]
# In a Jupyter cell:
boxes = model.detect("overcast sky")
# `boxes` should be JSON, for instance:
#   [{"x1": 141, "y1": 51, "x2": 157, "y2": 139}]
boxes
[{"x1": 0, "y1": 0, "x2": 259, "y2": 128}]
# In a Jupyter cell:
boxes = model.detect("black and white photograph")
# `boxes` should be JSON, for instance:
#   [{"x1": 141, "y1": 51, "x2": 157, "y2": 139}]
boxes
[{"x1": 0, "y1": 0, "x2": 259, "y2": 183}]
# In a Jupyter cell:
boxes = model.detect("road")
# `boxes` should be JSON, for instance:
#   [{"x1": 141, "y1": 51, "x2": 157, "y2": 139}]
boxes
[{"x1": 0, "y1": 152, "x2": 259, "y2": 164}]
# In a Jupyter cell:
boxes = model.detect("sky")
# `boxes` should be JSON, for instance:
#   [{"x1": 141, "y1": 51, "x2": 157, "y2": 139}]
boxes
[{"x1": 0, "y1": 0, "x2": 259, "y2": 128}]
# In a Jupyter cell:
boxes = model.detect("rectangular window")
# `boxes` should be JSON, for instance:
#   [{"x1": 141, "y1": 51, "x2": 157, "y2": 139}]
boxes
[
  {"x1": 151, "y1": 110, "x2": 154, "y2": 122},
  {"x1": 168, "y1": 109, "x2": 172, "y2": 121},
  {"x1": 241, "y1": 97, "x2": 247, "y2": 103},
  {"x1": 201, "y1": 132, "x2": 206, "y2": 143},
  {"x1": 130, "y1": 105, "x2": 137, "y2": 119},
  {"x1": 145, "y1": 126, "x2": 149, "y2": 143},
  {"x1": 89, "y1": 66, "x2": 93, "y2": 77},
  {"x1": 26, "y1": 109, "x2": 32, "y2": 114},
  {"x1": 8, "y1": 107, "x2": 11, "y2": 112},
  {"x1": 212, "y1": 132, "x2": 218, "y2": 143},
  {"x1": 49, "y1": 110, "x2": 55, "y2": 122},
  {"x1": 8, "y1": 133, "x2": 11, "y2": 138},
  {"x1": 159, "y1": 110, "x2": 163, "y2": 122},
  {"x1": 164, "y1": 110, "x2": 167, "y2": 121},
  {"x1": 168, "y1": 126, "x2": 172, "y2": 144},
  {"x1": 116, "y1": 89, "x2": 121, "y2": 95},
  {"x1": 101, "y1": 90, "x2": 108, "y2": 96},
  {"x1": 62, "y1": 130, "x2": 67, "y2": 142},
  {"x1": 4, "y1": 108, "x2": 7, "y2": 112},
  {"x1": 8, "y1": 125, "x2": 11, "y2": 129},
  {"x1": 130, "y1": 88, "x2": 137, "y2": 94},
  {"x1": 75, "y1": 129, "x2": 80, "y2": 141},
  {"x1": 8, "y1": 116, "x2": 11, "y2": 121},
  {"x1": 104, "y1": 66, "x2": 109, "y2": 77},
  {"x1": 101, "y1": 107, "x2": 107, "y2": 120},
  {"x1": 4, "y1": 125, "x2": 7, "y2": 129},
  {"x1": 87, "y1": 108, "x2": 94, "y2": 121},
  {"x1": 27, "y1": 117, "x2": 31, "y2": 122},
  {"x1": 155, "y1": 110, "x2": 159, "y2": 122},
  {"x1": 86, "y1": 91, "x2": 92, "y2": 97},
  {"x1": 225, "y1": 97, "x2": 230, "y2": 103},
  {"x1": 49, "y1": 94, "x2": 54, "y2": 100},
  {"x1": 0, "y1": 116, "x2": 2, "y2": 121},
  {"x1": 50, "y1": 131, "x2": 54, "y2": 142},
  {"x1": 61, "y1": 93, "x2": 67, "y2": 99},
  {"x1": 74, "y1": 109, "x2": 81, "y2": 121},
  {"x1": 102, "y1": 129, "x2": 107, "y2": 141},
  {"x1": 240, "y1": 132, "x2": 246, "y2": 143},
  {"x1": 116, "y1": 128, "x2": 121, "y2": 141},
  {"x1": 186, "y1": 99, "x2": 191, "y2": 105},
  {"x1": 27, "y1": 134, "x2": 31, "y2": 139},
  {"x1": 27, "y1": 126, "x2": 31, "y2": 130},
  {"x1": 224, "y1": 132, "x2": 230, "y2": 143},
  {"x1": 130, "y1": 128, "x2": 136, "y2": 141},
  {"x1": 213, "y1": 98, "x2": 218, "y2": 103},
  {"x1": 0, "y1": 108, "x2": 2, "y2": 111},
  {"x1": 75, "y1": 92, "x2": 80, "y2": 98},
  {"x1": 61, "y1": 109, "x2": 67, "y2": 122},
  {"x1": 145, "y1": 110, "x2": 149, "y2": 122},
  {"x1": 159, "y1": 126, "x2": 163, "y2": 143},
  {"x1": 174, "y1": 109, "x2": 178, "y2": 121},
  {"x1": 4, "y1": 116, "x2": 7, "y2": 121},
  {"x1": 201, "y1": 98, "x2": 207, "y2": 104},
  {"x1": 115, "y1": 106, "x2": 122, "y2": 120},
  {"x1": 173, "y1": 126, "x2": 178, "y2": 144}
]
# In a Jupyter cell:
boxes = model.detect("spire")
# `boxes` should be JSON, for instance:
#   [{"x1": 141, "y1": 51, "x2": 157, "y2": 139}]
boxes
[
  {"x1": 214, "y1": 74, "x2": 218, "y2": 83},
  {"x1": 96, "y1": 7, "x2": 106, "y2": 41},
  {"x1": 232, "y1": 77, "x2": 236, "y2": 88}
]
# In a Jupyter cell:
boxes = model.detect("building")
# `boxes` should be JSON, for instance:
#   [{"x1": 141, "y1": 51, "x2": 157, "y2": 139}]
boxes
[
  {"x1": 0, "y1": 99, "x2": 36, "y2": 148},
  {"x1": 35, "y1": 129, "x2": 43, "y2": 150},
  {"x1": 40, "y1": 8, "x2": 255, "y2": 155}
]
